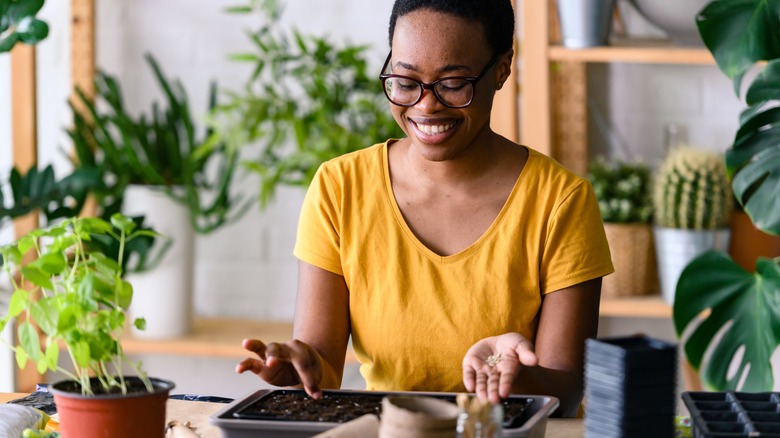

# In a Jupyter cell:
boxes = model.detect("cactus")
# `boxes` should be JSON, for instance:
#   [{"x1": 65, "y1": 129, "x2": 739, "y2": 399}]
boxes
[{"x1": 653, "y1": 147, "x2": 733, "y2": 229}]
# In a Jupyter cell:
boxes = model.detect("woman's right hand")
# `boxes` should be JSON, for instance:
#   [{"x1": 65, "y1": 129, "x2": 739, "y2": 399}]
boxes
[{"x1": 236, "y1": 338, "x2": 324, "y2": 399}]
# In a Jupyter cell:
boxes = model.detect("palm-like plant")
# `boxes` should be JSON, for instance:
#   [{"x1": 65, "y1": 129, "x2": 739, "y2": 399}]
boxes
[{"x1": 674, "y1": 0, "x2": 780, "y2": 391}]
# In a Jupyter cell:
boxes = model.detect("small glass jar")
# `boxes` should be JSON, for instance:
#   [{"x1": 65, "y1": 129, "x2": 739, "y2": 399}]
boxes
[{"x1": 455, "y1": 400, "x2": 503, "y2": 438}]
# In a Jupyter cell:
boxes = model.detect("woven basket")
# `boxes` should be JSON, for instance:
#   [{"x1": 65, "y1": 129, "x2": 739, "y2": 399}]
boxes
[{"x1": 602, "y1": 223, "x2": 659, "y2": 298}]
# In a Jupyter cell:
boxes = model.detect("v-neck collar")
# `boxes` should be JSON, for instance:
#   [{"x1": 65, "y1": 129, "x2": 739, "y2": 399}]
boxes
[{"x1": 380, "y1": 140, "x2": 530, "y2": 263}]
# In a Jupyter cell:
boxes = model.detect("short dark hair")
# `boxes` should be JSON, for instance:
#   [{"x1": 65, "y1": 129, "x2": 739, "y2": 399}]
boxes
[{"x1": 388, "y1": 0, "x2": 515, "y2": 56}]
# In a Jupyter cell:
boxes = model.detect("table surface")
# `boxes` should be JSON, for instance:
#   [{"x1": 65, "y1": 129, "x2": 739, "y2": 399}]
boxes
[{"x1": 0, "y1": 392, "x2": 584, "y2": 437}]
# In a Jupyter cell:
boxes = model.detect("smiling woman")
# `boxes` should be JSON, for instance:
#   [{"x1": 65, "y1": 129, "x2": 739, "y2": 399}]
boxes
[
  {"x1": 237, "y1": 0, "x2": 612, "y2": 415},
  {"x1": 236, "y1": 0, "x2": 614, "y2": 418}
]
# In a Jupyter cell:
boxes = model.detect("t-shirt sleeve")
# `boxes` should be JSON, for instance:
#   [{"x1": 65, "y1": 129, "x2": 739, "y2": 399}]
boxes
[
  {"x1": 540, "y1": 180, "x2": 614, "y2": 294},
  {"x1": 293, "y1": 163, "x2": 344, "y2": 275}
]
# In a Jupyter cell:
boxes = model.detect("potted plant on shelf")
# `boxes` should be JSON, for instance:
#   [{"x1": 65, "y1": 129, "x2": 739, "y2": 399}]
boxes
[
  {"x1": 673, "y1": 0, "x2": 780, "y2": 392},
  {"x1": 69, "y1": 54, "x2": 252, "y2": 339},
  {"x1": 0, "y1": 214, "x2": 174, "y2": 438},
  {"x1": 587, "y1": 157, "x2": 657, "y2": 298},
  {"x1": 212, "y1": 0, "x2": 403, "y2": 208},
  {"x1": 652, "y1": 146, "x2": 732, "y2": 305}
]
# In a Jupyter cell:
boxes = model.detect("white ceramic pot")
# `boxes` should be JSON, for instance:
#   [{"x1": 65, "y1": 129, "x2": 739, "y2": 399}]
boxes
[
  {"x1": 123, "y1": 185, "x2": 194, "y2": 339},
  {"x1": 628, "y1": 0, "x2": 709, "y2": 46},
  {"x1": 653, "y1": 226, "x2": 730, "y2": 305}
]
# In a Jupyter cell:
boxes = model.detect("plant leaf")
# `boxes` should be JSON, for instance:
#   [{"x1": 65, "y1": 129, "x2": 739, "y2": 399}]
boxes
[
  {"x1": 8, "y1": 290, "x2": 28, "y2": 318},
  {"x1": 15, "y1": 348, "x2": 28, "y2": 369},
  {"x1": 18, "y1": 322, "x2": 41, "y2": 362},
  {"x1": 20, "y1": 266, "x2": 53, "y2": 290},
  {"x1": 674, "y1": 251, "x2": 780, "y2": 391},
  {"x1": 45, "y1": 341, "x2": 59, "y2": 371},
  {"x1": 697, "y1": 0, "x2": 780, "y2": 87},
  {"x1": 72, "y1": 340, "x2": 91, "y2": 368}
]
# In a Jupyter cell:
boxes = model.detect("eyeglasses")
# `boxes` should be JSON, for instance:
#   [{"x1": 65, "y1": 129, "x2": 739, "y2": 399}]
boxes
[{"x1": 379, "y1": 51, "x2": 501, "y2": 108}]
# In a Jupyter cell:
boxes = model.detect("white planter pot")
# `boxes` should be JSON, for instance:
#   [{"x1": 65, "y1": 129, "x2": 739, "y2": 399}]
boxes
[
  {"x1": 123, "y1": 185, "x2": 194, "y2": 339},
  {"x1": 653, "y1": 226, "x2": 731, "y2": 305}
]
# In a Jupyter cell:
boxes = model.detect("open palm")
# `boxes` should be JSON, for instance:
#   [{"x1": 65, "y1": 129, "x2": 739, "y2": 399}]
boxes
[{"x1": 462, "y1": 333, "x2": 539, "y2": 404}]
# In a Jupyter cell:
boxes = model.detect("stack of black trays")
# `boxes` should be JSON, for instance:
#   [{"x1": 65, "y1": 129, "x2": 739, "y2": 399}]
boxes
[{"x1": 584, "y1": 335, "x2": 677, "y2": 438}]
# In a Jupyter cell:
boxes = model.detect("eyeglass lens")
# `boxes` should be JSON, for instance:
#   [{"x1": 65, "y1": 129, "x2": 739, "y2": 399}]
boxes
[{"x1": 383, "y1": 77, "x2": 473, "y2": 107}]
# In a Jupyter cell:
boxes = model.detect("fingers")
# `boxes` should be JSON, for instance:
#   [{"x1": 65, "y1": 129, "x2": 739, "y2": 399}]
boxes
[
  {"x1": 242, "y1": 338, "x2": 268, "y2": 357},
  {"x1": 513, "y1": 338, "x2": 539, "y2": 367},
  {"x1": 287, "y1": 340, "x2": 323, "y2": 399},
  {"x1": 236, "y1": 339, "x2": 268, "y2": 374},
  {"x1": 237, "y1": 339, "x2": 324, "y2": 399}
]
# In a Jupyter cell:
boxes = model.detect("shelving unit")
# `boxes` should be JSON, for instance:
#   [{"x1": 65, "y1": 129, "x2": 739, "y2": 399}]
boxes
[
  {"x1": 520, "y1": 1, "x2": 714, "y2": 175},
  {"x1": 120, "y1": 298, "x2": 669, "y2": 363},
  {"x1": 518, "y1": 2, "x2": 708, "y2": 323},
  {"x1": 122, "y1": 318, "x2": 358, "y2": 363}
]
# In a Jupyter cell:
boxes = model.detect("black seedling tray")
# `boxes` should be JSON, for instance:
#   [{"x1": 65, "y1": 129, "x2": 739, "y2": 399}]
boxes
[
  {"x1": 231, "y1": 389, "x2": 532, "y2": 428},
  {"x1": 682, "y1": 391, "x2": 780, "y2": 437},
  {"x1": 211, "y1": 389, "x2": 560, "y2": 438}
]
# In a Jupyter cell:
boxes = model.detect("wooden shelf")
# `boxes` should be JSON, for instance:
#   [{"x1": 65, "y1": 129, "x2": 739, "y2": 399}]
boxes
[
  {"x1": 548, "y1": 40, "x2": 715, "y2": 65},
  {"x1": 599, "y1": 296, "x2": 671, "y2": 318},
  {"x1": 122, "y1": 317, "x2": 358, "y2": 363},
  {"x1": 119, "y1": 304, "x2": 669, "y2": 364}
]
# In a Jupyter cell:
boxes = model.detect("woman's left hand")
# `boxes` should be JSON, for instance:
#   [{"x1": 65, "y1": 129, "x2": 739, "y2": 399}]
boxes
[{"x1": 462, "y1": 333, "x2": 539, "y2": 404}]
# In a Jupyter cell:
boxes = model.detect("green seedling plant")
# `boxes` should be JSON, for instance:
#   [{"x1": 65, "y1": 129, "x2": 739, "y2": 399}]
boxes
[{"x1": 0, "y1": 214, "x2": 156, "y2": 395}]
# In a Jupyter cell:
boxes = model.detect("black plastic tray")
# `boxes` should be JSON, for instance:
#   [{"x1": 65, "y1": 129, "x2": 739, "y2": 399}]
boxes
[
  {"x1": 682, "y1": 391, "x2": 780, "y2": 437},
  {"x1": 231, "y1": 389, "x2": 531, "y2": 428},
  {"x1": 210, "y1": 389, "x2": 559, "y2": 438}
]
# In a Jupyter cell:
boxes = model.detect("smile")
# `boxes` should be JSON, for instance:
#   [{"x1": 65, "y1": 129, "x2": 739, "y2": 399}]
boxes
[{"x1": 410, "y1": 120, "x2": 457, "y2": 135}]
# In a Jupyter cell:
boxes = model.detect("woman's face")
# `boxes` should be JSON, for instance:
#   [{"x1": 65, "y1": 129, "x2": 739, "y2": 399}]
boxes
[{"x1": 389, "y1": 9, "x2": 510, "y2": 162}]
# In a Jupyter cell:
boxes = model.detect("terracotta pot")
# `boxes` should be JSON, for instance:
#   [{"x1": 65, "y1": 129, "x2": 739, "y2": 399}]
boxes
[
  {"x1": 728, "y1": 210, "x2": 780, "y2": 272},
  {"x1": 602, "y1": 223, "x2": 659, "y2": 298},
  {"x1": 50, "y1": 377, "x2": 174, "y2": 438}
]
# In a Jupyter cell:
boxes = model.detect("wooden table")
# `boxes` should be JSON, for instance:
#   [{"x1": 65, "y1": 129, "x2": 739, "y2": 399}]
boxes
[{"x1": 1, "y1": 392, "x2": 584, "y2": 437}]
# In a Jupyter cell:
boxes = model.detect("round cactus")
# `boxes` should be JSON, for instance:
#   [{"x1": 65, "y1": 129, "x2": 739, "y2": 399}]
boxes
[{"x1": 653, "y1": 147, "x2": 733, "y2": 229}]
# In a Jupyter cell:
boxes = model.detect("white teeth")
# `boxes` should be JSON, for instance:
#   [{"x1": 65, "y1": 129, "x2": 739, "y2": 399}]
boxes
[{"x1": 415, "y1": 121, "x2": 455, "y2": 135}]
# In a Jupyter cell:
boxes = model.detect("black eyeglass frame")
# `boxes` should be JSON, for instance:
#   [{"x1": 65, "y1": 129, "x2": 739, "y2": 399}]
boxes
[{"x1": 378, "y1": 51, "x2": 502, "y2": 109}]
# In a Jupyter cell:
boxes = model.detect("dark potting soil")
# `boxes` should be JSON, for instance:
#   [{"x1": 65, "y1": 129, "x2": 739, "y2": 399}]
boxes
[
  {"x1": 52, "y1": 377, "x2": 168, "y2": 396},
  {"x1": 233, "y1": 390, "x2": 532, "y2": 428}
]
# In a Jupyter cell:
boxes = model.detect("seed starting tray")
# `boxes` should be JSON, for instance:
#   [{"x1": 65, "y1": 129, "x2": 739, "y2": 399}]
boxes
[
  {"x1": 211, "y1": 388, "x2": 560, "y2": 438},
  {"x1": 682, "y1": 391, "x2": 780, "y2": 437}
]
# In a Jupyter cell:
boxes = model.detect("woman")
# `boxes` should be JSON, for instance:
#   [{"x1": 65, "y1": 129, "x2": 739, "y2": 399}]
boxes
[{"x1": 237, "y1": 0, "x2": 613, "y2": 417}]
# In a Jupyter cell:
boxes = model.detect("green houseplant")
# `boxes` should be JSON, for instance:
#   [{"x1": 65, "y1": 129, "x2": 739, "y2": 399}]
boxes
[
  {"x1": 0, "y1": 214, "x2": 174, "y2": 438},
  {"x1": 587, "y1": 158, "x2": 657, "y2": 297},
  {"x1": 673, "y1": 0, "x2": 780, "y2": 392},
  {"x1": 69, "y1": 54, "x2": 253, "y2": 339},
  {"x1": 0, "y1": 0, "x2": 48, "y2": 52},
  {"x1": 69, "y1": 54, "x2": 250, "y2": 233},
  {"x1": 652, "y1": 146, "x2": 733, "y2": 304},
  {"x1": 212, "y1": 0, "x2": 403, "y2": 207}
]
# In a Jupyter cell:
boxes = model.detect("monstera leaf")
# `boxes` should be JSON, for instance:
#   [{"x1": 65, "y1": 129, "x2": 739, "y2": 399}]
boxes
[
  {"x1": 0, "y1": 0, "x2": 49, "y2": 52},
  {"x1": 0, "y1": 165, "x2": 103, "y2": 228},
  {"x1": 698, "y1": 1, "x2": 780, "y2": 235},
  {"x1": 674, "y1": 251, "x2": 780, "y2": 391}
]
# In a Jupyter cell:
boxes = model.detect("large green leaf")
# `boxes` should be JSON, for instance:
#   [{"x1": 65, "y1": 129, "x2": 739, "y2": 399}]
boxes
[
  {"x1": 674, "y1": 251, "x2": 780, "y2": 391},
  {"x1": 698, "y1": 3, "x2": 780, "y2": 236},
  {"x1": 697, "y1": 0, "x2": 780, "y2": 89},
  {"x1": 0, "y1": 0, "x2": 47, "y2": 53}
]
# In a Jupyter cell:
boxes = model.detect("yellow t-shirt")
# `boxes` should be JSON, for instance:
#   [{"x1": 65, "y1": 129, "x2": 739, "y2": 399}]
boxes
[{"x1": 294, "y1": 140, "x2": 613, "y2": 392}]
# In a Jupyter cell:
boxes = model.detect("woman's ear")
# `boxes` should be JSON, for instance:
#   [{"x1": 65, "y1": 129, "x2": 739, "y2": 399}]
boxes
[{"x1": 496, "y1": 50, "x2": 513, "y2": 90}]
